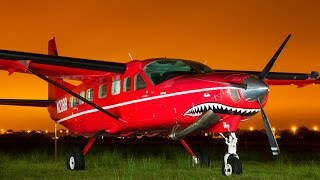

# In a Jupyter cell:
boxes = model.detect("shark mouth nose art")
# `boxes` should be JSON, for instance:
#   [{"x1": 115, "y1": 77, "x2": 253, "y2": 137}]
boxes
[{"x1": 183, "y1": 103, "x2": 260, "y2": 117}]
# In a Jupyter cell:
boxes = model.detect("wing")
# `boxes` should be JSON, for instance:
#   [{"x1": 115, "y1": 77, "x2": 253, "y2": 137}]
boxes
[
  {"x1": 214, "y1": 70, "x2": 320, "y2": 87},
  {"x1": 0, "y1": 49, "x2": 127, "y2": 81}
]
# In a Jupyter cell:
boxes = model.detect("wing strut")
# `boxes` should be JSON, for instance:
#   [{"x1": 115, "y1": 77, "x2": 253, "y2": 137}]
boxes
[{"x1": 27, "y1": 67, "x2": 120, "y2": 120}]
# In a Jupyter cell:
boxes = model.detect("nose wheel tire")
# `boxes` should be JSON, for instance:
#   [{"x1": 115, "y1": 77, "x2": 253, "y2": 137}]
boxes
[
  {"x1": 222, "y1": 155, "x2": 242, "y2": 176},
  {"x1": 66, "y1": 147, "x2": 85, "y2": 170}
]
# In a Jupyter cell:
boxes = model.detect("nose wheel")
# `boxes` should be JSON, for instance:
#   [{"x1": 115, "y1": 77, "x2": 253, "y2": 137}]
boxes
[
  {"x1": 222, "y1": 154, "x2": 242, "y2": 176},
  {"x1": 220, "y1": 132, "x2": 242, "y2": 176}
]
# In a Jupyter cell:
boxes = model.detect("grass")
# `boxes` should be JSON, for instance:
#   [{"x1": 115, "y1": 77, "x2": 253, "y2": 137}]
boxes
[{"x1": 0, "y1": 144, "x2": 320, "y2": 180}]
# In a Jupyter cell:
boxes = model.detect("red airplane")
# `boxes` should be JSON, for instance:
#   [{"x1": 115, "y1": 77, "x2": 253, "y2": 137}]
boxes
[{"x1": 0, "y1": 34, "x2": 319, "y2": 176}]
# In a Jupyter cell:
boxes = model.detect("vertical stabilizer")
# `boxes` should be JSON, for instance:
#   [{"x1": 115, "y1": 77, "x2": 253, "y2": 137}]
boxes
[
  {"x1": 48, "y1": 37, "x2": 59, "y2": 56},
  {"x1": 47, "y1": 38, "x2": 74, "y2": 100}
]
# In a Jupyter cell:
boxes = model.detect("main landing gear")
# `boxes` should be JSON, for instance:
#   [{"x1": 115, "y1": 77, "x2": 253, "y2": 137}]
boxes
[
  {"x1": 220, "y1": 132, "x2": 242, "y2": 176},
  {"x1": 179, "y1": 133, "x2": 242, "y2": 176},
  {"x1": 180, "y1": 139, "x2": 210, "y2": 167},
  {"x1": 66, "y1": 135, "x2": 98, "y2": 170}
]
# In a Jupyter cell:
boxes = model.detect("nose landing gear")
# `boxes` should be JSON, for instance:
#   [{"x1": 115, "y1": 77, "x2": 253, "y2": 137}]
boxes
[{"x1": 220, "y1": 132, "x2": 242, "y2": 176}]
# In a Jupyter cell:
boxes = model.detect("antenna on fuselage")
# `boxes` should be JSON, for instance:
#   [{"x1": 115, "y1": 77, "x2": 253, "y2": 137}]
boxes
[{"x1": 128, "y1": 53, "x2": 133, "y2": 60}]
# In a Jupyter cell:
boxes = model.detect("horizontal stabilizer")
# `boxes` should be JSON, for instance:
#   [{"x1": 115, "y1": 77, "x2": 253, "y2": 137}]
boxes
[{"x1": 0, "y1": 99, "x2": 55, "y2": 107}]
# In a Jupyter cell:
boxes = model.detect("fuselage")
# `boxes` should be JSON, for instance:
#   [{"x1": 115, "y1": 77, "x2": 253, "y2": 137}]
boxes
[{"x1": 48, "y1": 58, "x2": 268, "y2": 135}]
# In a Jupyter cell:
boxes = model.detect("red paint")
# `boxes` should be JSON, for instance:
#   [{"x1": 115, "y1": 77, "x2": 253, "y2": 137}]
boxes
[{"x1": 0, "y1": 39, "x2": 319, "y2": 138}]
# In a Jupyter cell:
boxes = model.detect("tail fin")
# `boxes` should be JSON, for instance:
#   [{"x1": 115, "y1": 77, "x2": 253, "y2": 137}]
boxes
[
  {"x1": 48, "y1": 37, "x2": 58, "y2": 56},
  {"x1": 47, "y1": 38, "x2": 75, "y2": 100}
]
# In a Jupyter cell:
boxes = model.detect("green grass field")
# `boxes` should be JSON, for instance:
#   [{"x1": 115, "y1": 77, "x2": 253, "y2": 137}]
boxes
[{"x1": 1, "y1": 144, "x2": 320, "y2": 180}]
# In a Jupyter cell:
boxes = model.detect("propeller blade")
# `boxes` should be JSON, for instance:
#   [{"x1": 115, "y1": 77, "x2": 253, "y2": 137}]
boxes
[
  {"x1": 259, "y1": 34, "x2": 292, "y2": 79},
  {"x1": 257, "y1": 99, "x2": 280, "y2": 155}
]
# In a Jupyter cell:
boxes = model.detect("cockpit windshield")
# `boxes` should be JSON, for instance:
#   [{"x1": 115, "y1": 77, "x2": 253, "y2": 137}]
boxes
[{"x1": 144, "y1": 59, "x2": 213, "y2": 85}]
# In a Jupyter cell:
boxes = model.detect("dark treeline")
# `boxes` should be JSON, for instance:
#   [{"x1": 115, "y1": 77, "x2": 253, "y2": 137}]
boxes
[{"x1": 1, "y1": 126, "x2": 320, "y2": 141}]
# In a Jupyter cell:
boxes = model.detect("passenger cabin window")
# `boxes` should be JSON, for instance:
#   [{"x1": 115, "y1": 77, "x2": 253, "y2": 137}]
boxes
[
  {"x1": 144, "y1": 59, "x2": 213, "y2": 85},
  {"x1": 79, "y1": 91, "x2": 85, "y2": 104},
  {"x1": 123, "y1": 77, "x2": 131, "y2": 92},
  {"x1": 69, "y1": 96, "x2": 78, "y2": 108},
  {"x1": 99, "y1": 84, "x2": 107, "y2": 98},
  {"x1": 86, "y1": 88, "x2": 94, "y2": 101},
  {"x1": 112, "y1": 75, "x2": 121, "y2": 95},
  {"x1": 135, "y1": 74, "x2": 146, "y2": 90},
  {"x1": 69, "y1": 97, "x2": 73, "y2": 108}
]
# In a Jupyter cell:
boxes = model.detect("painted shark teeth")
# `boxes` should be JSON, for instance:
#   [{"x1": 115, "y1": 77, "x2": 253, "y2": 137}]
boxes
[{"x1": 183, "y1": 103, "x2": 260, "y2": 117}]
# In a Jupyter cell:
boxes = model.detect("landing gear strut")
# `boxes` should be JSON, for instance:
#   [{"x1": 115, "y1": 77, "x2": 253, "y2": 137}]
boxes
[
  {"x1": 180, "y1": 139, "x2": 210, "y2": 167},
  {"x1": 220, "y1": 132, "x2": 242, "y2": 176}
]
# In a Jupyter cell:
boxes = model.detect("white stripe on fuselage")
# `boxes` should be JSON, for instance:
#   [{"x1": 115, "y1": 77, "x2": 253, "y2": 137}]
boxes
[{"x1": 56, "y1": 86, "x2": 241, "y2": 123}]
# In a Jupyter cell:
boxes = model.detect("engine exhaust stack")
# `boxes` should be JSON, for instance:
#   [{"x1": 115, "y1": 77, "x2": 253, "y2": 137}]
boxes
[{"x1": 169, "y1": 110, "x2": 220, "y2": 140}]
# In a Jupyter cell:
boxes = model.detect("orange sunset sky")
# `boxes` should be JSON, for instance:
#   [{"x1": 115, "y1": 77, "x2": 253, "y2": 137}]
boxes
[{"x1": 0, "y1": 0, "x2": 320, "y2": 131}]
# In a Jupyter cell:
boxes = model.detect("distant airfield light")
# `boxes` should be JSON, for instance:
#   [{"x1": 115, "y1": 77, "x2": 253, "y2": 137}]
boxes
[
  {"x1": 291, "y1": 126, "x2": 297, "y2": 134},
  {"x1": 204, "y1": 133, "x2": 208, "y2": 137},
  {"x1": 249, "y1": 127, "x2": 254, "y2": 131},
  {"x1": 0, "y1": 129, "x2": 4, "y2": 133},
  {"x1": 45, "y1": 130, "x2": 49, "y2": 134},
  {"x1": 27, "y1": 130, "x2": 31, "y2": 133},
  {"x1": 66, "y1": 130, "x2": 69, "y2": 134},
  {"x1": 59, "y1": 130, "x2": 63, "y2": 134},
  {"x1": 313, "y1": 126, "x2": 318, "y2": 131}
]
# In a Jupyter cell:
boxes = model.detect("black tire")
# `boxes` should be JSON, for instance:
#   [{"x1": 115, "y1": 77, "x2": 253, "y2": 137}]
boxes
[
  {"x1": 222, "y1": 155, "x2": 242, "y2": 176},
  {"x1": 195, "y1": 151, "x2": 210, "y2": 167},
  {"x1": 66, "y1": 147, "x2": 85, "y2": 170}
]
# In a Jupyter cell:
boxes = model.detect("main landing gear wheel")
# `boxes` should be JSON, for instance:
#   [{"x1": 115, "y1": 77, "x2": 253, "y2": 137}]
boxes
[
  {"x1": 222, "y1": 155, "x2": 242, "y2": 176},
  {"x1": 66, "y1": 147, "x2": 85, "y2": 170},
  {"x1": 194, "y1": 151, "x2": 210, "y2": 167}
]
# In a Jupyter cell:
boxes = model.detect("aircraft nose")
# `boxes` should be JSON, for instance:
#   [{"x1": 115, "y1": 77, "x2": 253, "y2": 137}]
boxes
[{"x1": 240, "y1": 76, "x2": 269, "y2": 101}]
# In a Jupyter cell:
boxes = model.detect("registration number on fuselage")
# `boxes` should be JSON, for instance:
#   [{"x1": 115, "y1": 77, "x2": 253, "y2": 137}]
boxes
[{"x1": 56, "y1": 97, "x2": 68, "y2": 113}]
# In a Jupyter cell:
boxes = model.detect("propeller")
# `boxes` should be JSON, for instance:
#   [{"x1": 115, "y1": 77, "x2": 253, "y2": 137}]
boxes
[{"x1": 256, "y1": 34, "x2": 291, "y2": 155}]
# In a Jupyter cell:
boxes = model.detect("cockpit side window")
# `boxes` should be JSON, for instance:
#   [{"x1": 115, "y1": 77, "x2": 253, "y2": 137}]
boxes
[{"x1": 134, "y1": 74, "x2": 146, "y2": 90}]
